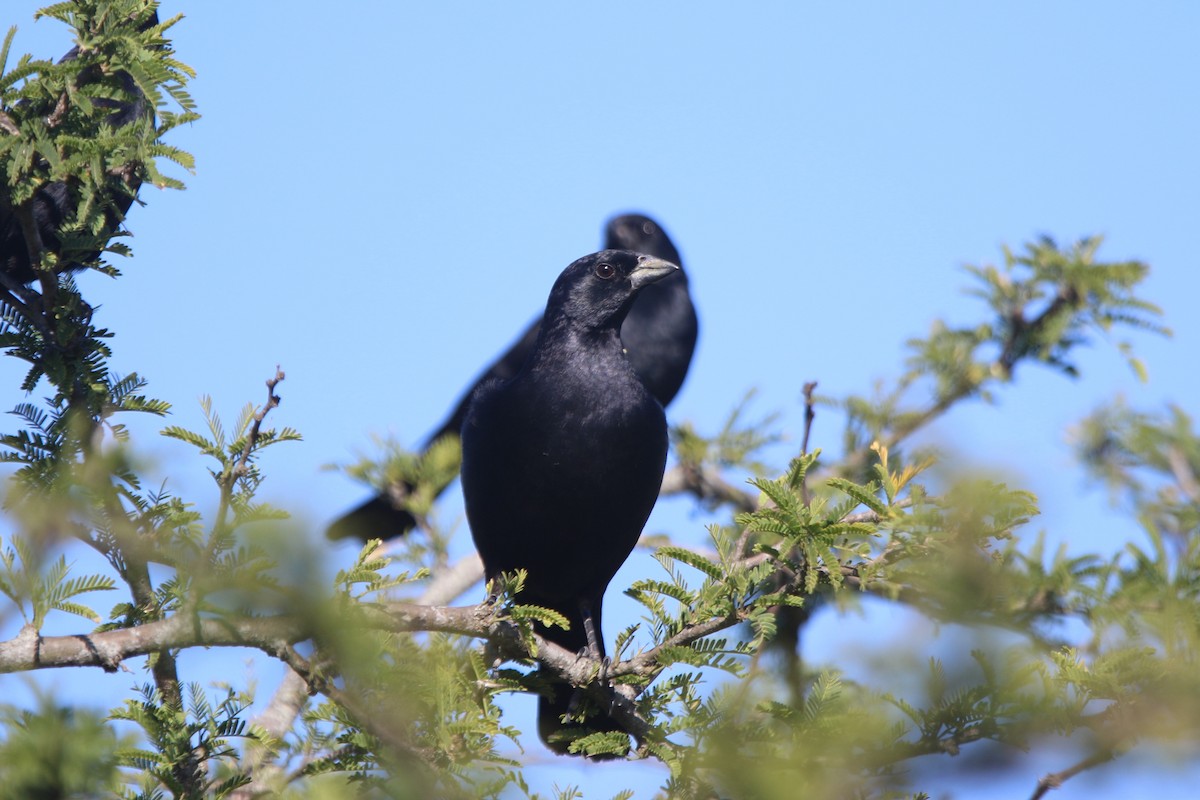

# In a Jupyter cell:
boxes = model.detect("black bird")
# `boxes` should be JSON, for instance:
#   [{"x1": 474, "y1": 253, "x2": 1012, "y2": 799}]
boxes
[
  {"x1": 328, "y1": 213, "x2": 697, "y2": 542},
  {"x1": 0, "y1": 10, "x2": 158, "y2": 284},
  {"x1": 460, "y1": 249, "x2": 675, "y2": 755}
]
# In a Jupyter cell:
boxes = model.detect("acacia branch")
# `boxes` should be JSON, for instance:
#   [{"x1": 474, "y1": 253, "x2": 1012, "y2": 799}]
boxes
[
  {"x1": 280, "y1": 647, "x2": 440, "y2": 775},
  {"x1": 372, "y1": 601, "x2": 657, "y2": 745},
  {"x1": 0, "y1": 519, "x2": 951, "y2": 766},
  {"x1": 233, "y1": 367, "x2": 285, "y2": 478},
  {"x1": 11, "y1": 200, "x2": 61, "y2": 311},
  {"x1": 659, "y1": 462, "x2": 757, "y2": 513},
  {"x1": 0, "y1": 615, "x2": 307, "y2": 674},
  {"x1": 230, "y1": 666, "x2": 310, "y2": 800},
  {"x1": 0, "y1": 546, "x2": 1015, "y2": 767},
  {"x1": 45, "y1": 89, "x2": 70, "y2": 129},
  {"x1": 1166, "y1": 445, "x2": 1200, "y2": 505},
  {"x1": 841, "y1": 282, "x2": 1088, "y2": 483},
  {"x1": 254, "y1": 666, "x2": 309, "y2": 741},
  {"x1": 213, "y1": 368, "x2": 285, "y2": 544},
  {"x1": 611, "y1": 610, "x2": 743, "y2": 682},
  {"x1": 800, "y1": 380, "x2": 818, "y2": 505},
  {"x1": 0, "y1": 601, "x2": 508, "y2": 676},
  {"x1": 1028, "y1": 749, "x2": 1116, "y2": 800},
  {"x1": 416, "y1": 551, "x2": 484, "y2": 606}
]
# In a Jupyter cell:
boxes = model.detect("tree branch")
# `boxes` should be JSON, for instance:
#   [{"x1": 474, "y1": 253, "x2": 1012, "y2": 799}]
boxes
[
  {"x1": 0, "y1": 601, "x2": 504, "y2": 677},
  {"x1": 659, "y1": 462, "x2": 758, "y2": 513},
  {"x1": 611, "y1": 610, "x2": 743, "y2": 683},
  {"x1": 279, "y1": 647, "x2": 441, "y2": 779},
  {"x1": 233, "y1": 367, "x2": 285, "y2": 478},
  {"x1": 800, "y1": 381, "x2": 817, "y2": 506},
  {"x1": 0, "y1": 615, "x2": 307, "y2": 674},
  {"x1": 230, "y1": 666, "x2": 310, "y2": 800},
  {"x1": 214, "y1": 367, "x2": 285, "y2": 542},
  {"x1": 1166, "y1": 445, "x2": 1200, "y2": 505},
  {"x1": 11, "y1": 199, "x2": 61, "y2": 311},
  {"x1": 416, "y1": 551, "x2": 484, "y2": 606},
  {"x1": 1028, "y1": 749, "x2": 1115, "y2": 800}
]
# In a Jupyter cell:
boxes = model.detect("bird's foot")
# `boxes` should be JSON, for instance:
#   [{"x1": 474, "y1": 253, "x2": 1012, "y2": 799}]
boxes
[
  {"x1": 567, "y1": 646, "x2": 611, "y2": 687},
  {"x1": 482, "y1": 577, "x2": 504, "y2": 608},
  {"x1": 579, "y1": 601, "x2": 606, "y2": 661}
]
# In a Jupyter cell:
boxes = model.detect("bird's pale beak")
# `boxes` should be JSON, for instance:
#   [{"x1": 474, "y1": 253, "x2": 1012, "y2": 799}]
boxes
[{"x1": 628, "y1": 256, "x2": 679, "y2": 290}]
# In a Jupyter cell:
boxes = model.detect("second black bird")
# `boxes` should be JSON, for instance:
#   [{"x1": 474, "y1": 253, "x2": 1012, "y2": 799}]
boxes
[
  {"x1": 461, "y1": 249, "x2": 676, "y2": 756},
  {"x1": 328, "y1": 213, "x2": 697, "y2": 542}
]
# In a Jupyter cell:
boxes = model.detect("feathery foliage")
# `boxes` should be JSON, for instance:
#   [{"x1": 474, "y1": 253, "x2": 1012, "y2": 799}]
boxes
[{"x1": 1, "y1": 2, "x2": 1197, "y2": 798}]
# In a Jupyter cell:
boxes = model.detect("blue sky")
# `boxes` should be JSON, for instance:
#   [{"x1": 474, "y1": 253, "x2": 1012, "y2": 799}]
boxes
[{"x1": 3, "y1": 2, "x2": 1199, "y2": 797}]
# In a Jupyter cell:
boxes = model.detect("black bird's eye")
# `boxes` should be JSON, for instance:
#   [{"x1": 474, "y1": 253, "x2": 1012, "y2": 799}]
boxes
[
  {"x1": 594, "y1": 262, "x2": 616, "y2": 280},
  {"x1": 641, "y1": 221, "x2": 656, "y2": 235}
]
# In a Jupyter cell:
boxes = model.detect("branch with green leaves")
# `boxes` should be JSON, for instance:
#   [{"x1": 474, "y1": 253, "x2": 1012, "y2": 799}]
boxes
[
  {"x1": 835, "y1": 236, "x2": 1167, "y2": 482},
  {"x1": 1, "y1": 401, "x2": 1196, "y2": 793}
]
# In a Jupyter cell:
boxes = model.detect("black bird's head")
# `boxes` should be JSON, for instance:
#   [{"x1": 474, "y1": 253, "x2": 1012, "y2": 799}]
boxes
[
  {"x1": 544, "y1": 249, "x2": 679, "y2": 333},
  {"x1": 604, "y1": 213, "x2": 683, "y2": 268}
]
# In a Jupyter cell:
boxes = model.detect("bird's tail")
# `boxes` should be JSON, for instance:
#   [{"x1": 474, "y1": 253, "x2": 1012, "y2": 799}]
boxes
[
  {"x1": 536, "y1": 682, "x2": 629, "y2": 759},
  {"x1": 327, "y1": 432, "x2": 465, "y2": 543},
  {"x1": 326, "y1": 491, "x2": 420, "y2": 542},
  {"x1": 534, "y1": 605, "x2": 630, "y2": 759}
]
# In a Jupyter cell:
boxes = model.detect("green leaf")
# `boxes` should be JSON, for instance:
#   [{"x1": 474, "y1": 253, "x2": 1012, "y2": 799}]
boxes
[
  {"x1": 656, "y1": 544, "x2": 724, "y2": 581},
  {"x1": 826, "y1": 477, "x2": 889, "y2": 516}
]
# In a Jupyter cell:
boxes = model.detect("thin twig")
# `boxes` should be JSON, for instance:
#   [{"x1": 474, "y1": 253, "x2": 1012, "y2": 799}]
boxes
[
  {"x1": 12, "y1": 201, "x2": 60, "y2": 312},
  {"x1": 610, "y1": 610, "x2": 742, "y2": 682},
  {"x1": 417, "y1": 552, "x2": 484, "y2": 606},
  {"x1": 212, "y1": 368, "x2": 285, "y2": 552},
  {"x1": 233, "y1": 367, "x2": 286, "y2": 478},
  {"x1": 1028, "y1": 749, "x2": 1116, "y2": 800},
  {"x1": 1166, "y1": 446, "x2": 1200, "y2": 505},
  {"x1": 842, "y1": 498, "x2": 913, "y2": 523},
  {"x1": 841, "y1": 285, "x2": 1083, "y2": 482},
  {"x1": 45, "y1": 89, "x2": 70, "y2": 129},
  {"x1": 800, "y1": 381, "x2": 818, "y2": 506},
  {"x1": 659, "y1": 462, "x2": 758, "y2": 514},
  {"x1": 230, "y1": 666, "x2": 310, "y2": 799},
  {"x1": 277, "y1": 644, "x2": 446, "y2": 774}
]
